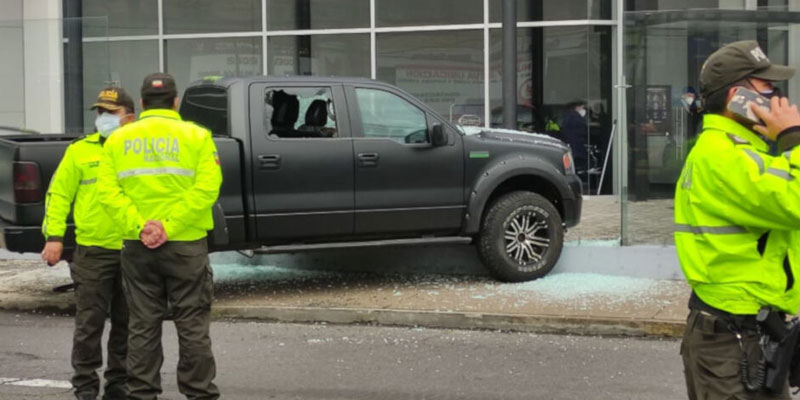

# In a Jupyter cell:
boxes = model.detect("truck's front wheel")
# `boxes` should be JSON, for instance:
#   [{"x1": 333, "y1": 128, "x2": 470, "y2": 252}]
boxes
[{"x1": 477, "y1": 191, "x2": 564, "y2": 282}]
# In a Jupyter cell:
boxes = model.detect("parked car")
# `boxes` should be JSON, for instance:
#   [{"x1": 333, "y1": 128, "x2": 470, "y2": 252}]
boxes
[{"x1": 0, "y1": 76, "x2": 581, "y2": 281}]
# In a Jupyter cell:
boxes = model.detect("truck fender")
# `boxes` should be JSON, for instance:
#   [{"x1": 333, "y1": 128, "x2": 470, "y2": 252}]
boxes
[{"x1": 463, "y1": 155, "x2": 575, "y2": 234}]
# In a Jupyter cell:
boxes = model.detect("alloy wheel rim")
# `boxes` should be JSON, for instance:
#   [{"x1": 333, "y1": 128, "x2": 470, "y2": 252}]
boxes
[{"x1": 503, "y1": 210, "x2": 550, "y2": 266}]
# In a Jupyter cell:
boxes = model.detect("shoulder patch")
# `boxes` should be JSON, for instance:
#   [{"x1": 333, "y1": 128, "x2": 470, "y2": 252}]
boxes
[{"x1": 726, "y1": 133, "x2": 750, "y2": 145}]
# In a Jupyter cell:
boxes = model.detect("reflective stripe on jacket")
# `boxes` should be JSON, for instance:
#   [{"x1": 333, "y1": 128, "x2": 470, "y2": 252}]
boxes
[
  {"x1": 674, "y1": 113, "x2": 800, "y2": 315},
  {"x1": 42, "y1": 133, "x2": 123, "y2": 250},
  {"x1": 96, "y1": 109, "x2": 222, "y2": 241}
]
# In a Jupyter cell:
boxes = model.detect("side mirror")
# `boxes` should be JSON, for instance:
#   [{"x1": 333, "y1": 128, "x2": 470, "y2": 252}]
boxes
[{"x1": 431, "y1": 124, "x2": 448, "y2": 147}]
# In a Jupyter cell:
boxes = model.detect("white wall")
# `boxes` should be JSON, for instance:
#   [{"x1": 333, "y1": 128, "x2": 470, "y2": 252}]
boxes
[
  {"x1": 0, "y1": 0, "x2": 24, "y2": 128},
  {"x1": 23, "y1": 0, "x2": 63, "y2": 133}
]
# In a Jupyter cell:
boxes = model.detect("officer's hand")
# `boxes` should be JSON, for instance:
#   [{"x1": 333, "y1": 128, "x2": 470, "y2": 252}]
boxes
[
  {"x1": 751, "y1": 96, "x2": 800, "y2": 140},
  {"x1": 41, "y1": 241, "x2": 63, "y2": 266},
  {"x1": 141, "y1": 220, "x2": 167, "y2": 249}
]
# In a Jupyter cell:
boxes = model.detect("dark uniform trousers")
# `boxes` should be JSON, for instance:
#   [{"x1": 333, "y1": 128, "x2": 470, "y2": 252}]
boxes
[
  {"x1": 70, "y1": 245, "x2": 128, "y2": 399},
  {"x1": 681, "y1": 309, "x2": 791, "y2": 400},
  {"x1": 121, "y1": 239, "x2": 219, "y2": 400}
]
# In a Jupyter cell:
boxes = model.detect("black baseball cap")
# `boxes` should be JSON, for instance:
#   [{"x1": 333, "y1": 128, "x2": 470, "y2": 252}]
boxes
[
  {"x1": 90, "y1": 86, "x2": 135, "y2": 113},
  {"x1": 700, "y1": 40, "x2": 795, "y2": 96},
  {"x1": 141, "y1": 72, "x2": 178, "y2": 101}
]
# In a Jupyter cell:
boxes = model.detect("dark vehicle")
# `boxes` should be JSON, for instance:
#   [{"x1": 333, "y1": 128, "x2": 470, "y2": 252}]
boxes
[{"x1": 0, "y1": 76, "x2": 581, "y2": 282}]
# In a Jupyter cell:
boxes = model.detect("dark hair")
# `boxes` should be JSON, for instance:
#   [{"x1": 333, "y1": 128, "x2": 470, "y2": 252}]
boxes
[
  {"x1": 702, "y1": 80, "x2": 748, "y2": 114},
  {"x1": 142, "y1": 94, "x2": 176, "y2": 110}
]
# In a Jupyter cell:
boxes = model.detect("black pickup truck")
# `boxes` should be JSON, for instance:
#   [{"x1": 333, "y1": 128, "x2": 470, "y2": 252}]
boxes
[{"x1": 0, "y1": 76, "x2": 581, "y2": 281}]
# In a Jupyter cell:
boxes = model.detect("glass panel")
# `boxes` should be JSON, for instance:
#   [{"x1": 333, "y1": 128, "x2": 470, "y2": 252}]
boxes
[
  {"x1": 81, "y1": 0, "x2": 158, "y2": 37},
  {"x1": 376, "y1": 30, "x2": 484, "y2": 122},
  {"x1": 264, "y1": 87, "x2": 338, "y2": 138},
  {"x1": 268, "y1": 34, "x2": 369, "y2": 77},
  {"x1": 355, "y1": 88, "x2": 427, "y2": 143},
  {"x1": 164, "y1": 0, "x2": 261, "y2": 34},
  {"x1": 165, "y1": 37, "x2": 262, "y2": 95},
  {"x1": 267, "y1": 0, "x2": 369, "y2": 30},
  {"x1": 623, "y1": 7, "x2": 800, "y2": 245},
  {"x1": 625, "y1": 1, "x2": 790, "y2": 11},
  {"x1": 376, "y1": 0, "x2": 482, "y2": 27},
  {"x1": 82, "y1": 40, "x2": 159, "y2": 132},
  {"x1": 489, "y1": 0, "x2": 611, "y2": 22},
  {"x1": 489, "y1": 26, "x2": 613, "y2": 196}
]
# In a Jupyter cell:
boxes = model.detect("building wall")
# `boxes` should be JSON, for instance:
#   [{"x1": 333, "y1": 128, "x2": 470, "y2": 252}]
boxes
[{"x1": 0, "y1": 0, "x2": 24, "y2": 128}]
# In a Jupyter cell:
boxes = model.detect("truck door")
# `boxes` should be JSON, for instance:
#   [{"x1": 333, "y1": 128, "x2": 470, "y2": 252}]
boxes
[
  {"x1": 248, "y1": 83, "x2": 354, "y2": 240},
  {"x1": 347, "y1": 85, "x2": 465, "y2": 235}
]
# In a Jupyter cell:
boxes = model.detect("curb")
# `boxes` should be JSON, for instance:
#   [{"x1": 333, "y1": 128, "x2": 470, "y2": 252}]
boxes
[
  {"x1": 0, "y1": 297, "x2": 686, "y2": 338},
  {"x1": 212, "y1": 305, "x2": 686, "y2": 338}
]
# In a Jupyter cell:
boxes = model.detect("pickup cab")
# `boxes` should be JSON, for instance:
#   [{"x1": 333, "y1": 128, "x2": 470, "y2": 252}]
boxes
[{"x1": 0, "y1": 76, "x2": 581, "y2": 282}]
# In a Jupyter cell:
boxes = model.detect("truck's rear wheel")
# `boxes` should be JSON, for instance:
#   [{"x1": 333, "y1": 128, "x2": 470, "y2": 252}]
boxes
[{"x1": 477, "y1": 191, "x2": 564, "y2": 282}]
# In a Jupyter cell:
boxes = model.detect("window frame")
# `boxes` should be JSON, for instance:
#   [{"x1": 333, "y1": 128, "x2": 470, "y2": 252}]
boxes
[
  {"x1": 253, "y1": 83, "x2": 351, "y2": 141},
  {"x1": 347, "y1": 85, "x2": 434, "y2": 146}
]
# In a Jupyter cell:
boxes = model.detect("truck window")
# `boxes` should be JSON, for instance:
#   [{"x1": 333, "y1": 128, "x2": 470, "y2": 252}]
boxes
[
  {"x1": 354, "y1": 88, "x2": 428, "y2": 144},
  {"x1": 264, "y1": 87, "x2": 338, "y2": 139},
  {"x1": 180, "y1": 86, "x2": 229, "y2": 136}
]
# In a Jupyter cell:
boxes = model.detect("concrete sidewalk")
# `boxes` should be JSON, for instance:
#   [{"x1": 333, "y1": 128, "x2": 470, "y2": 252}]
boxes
[{"x1": 0, "y1": 251, "x2": 690, "y2": 338}]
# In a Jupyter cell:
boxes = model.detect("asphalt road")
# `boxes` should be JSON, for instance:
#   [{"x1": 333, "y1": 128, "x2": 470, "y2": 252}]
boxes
[{"x1": 0, "y1": 311, "x2": 686, "y2": 400}]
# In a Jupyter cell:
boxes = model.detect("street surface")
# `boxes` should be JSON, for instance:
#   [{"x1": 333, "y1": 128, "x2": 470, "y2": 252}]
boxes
[{"x1": 0, "y1": 311, "x2": 686, "y2": 400}]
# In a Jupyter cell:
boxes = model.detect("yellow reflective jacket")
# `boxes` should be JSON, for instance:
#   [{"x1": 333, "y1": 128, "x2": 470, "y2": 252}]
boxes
[
  {"x1": 674, "y1": 114, "x2": 800, "y2": 315},
  {"x1": 96, "y1": 109, "x2": 222, "y2": 241},
  {"x1": 42, "y1": 133, "x2": 123, "y2": 250}
]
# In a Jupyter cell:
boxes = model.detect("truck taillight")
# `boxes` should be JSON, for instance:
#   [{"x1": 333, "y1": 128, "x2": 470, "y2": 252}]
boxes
[{"x1": 13, "y1": 161, "x2": 43, "y2": 203}]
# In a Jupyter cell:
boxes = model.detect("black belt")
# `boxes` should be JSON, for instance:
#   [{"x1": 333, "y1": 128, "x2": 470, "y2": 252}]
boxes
[{"x1": 689, "y1": 291, "x2": 759, "y2": 332}]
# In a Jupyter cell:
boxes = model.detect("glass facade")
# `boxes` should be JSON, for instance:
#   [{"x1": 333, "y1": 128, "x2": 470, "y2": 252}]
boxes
[
  {"x1": 165, "y1": 37, "x2": 263, "y2": 92},
  {"x1": 488, "y1": 26, "x2": 612, "y2": 194},
  {"x1": 489, "y1": 0, "x2": 612, "y2": 21},
  {"x1": 267, "y1": 0, "x2": 370, "y2": 30},
  {"x1": 622, "y1": 3, "x2": 800, "y2": 245},
  {"x1": 63, "y1": 0, "x2": 619, "y2": 244},
  {"x1": 163, "y1": 0, "x2": 261, "y2": 34},
  {"x1": 376, "y1": 30, "x2": 484, "y2": 118},
  {"x1": 268, "y1": 34, "x2": 370, "y2": 77}
]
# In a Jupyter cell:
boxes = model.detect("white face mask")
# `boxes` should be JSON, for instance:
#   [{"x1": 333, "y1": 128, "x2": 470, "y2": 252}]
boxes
[
  {"x1": 95, "y1": 112, "x2": 121, "y2": 137},
  {"x1": 577, "y1": 108, "x2": 587, "y2": 118}
]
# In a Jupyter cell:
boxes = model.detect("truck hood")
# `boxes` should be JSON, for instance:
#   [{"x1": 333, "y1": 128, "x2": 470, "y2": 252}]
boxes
[{"x1": 458, "y1": 125, "x2": 568, "y2": 151}]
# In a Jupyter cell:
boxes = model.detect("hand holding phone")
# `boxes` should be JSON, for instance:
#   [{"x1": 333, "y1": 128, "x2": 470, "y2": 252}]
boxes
[
  {"x1": 727, "y1": 87, "x2": 770, "y2": 125},
  {"x1": 751, "y1": 96, "x2": 800, "y2": 141}
]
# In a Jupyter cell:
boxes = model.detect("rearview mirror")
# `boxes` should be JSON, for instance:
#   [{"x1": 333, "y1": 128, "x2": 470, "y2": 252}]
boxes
[{"x1": 431, "y1": 124, "x2": 448, "y2": 147}]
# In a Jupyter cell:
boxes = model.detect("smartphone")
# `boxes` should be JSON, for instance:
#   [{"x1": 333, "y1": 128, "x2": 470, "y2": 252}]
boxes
[{"x1": 727, "y1": 87, "x2": 771, "y2": 125}]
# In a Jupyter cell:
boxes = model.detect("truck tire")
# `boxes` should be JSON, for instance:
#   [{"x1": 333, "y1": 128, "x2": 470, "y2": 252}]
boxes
[{"x1": 477, "y1": 191, "x2": 564, "y2": 282}]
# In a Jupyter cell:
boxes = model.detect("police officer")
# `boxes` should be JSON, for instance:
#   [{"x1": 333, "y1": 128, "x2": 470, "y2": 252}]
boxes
[
  {"x1": 96, "y1": 73, "x2": 222, "y2": 400},
  {"x1": 676, "y1": 40, "x2": 800, "y2": 399},
  {"x1": 41, "y1": 87, "x2": 135, "y2": 400}
]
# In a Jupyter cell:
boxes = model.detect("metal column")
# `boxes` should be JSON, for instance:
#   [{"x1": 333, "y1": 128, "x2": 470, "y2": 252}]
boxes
[
  {"x1": 501, "y1": 0, "x2": 517, "y2": 129},
  {"x1": 64, "y1": 0, "x2": 83, "y2": 133}
]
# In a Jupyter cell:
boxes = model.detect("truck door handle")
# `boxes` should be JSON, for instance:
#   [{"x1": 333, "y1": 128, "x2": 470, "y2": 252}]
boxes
[
  {"x1": 357, "y1": 152, "x2": 379, "y2": 167},
  {"x1": 258, "y1": 154, "x2": 281, "y2": 169}
]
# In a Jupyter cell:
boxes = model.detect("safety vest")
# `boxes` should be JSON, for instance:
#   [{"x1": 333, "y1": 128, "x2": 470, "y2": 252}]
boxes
[
  {"x1": 96, "y1": 109, "x2": 222, "y2": 241},
  {"x1": 42, "y1": 133, "x2": 123, "y2": 250},
  {"x1": 674, "y1": 113, "x2": 800, "y2": 315}
]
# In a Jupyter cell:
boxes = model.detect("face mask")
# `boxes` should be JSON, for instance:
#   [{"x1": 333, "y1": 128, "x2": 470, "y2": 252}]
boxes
[
  {"x1": 681, "y1": 94, "x2": 695, "y2": 106},
  {"x1": 577, "y1": 108, "x2": 587, "y2": 118},
  {"x1": 95, "y1": 112, "x2": 121, "y2": 137}
]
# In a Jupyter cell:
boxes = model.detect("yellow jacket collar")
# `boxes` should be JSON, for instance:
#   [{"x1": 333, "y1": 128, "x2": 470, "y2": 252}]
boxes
[
  {"x1": 139, "y1": 109, "x2": 182, "y2": 121},
  {"x1": 702, "y1": 114, "x2": 769, "y2": 152}
]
